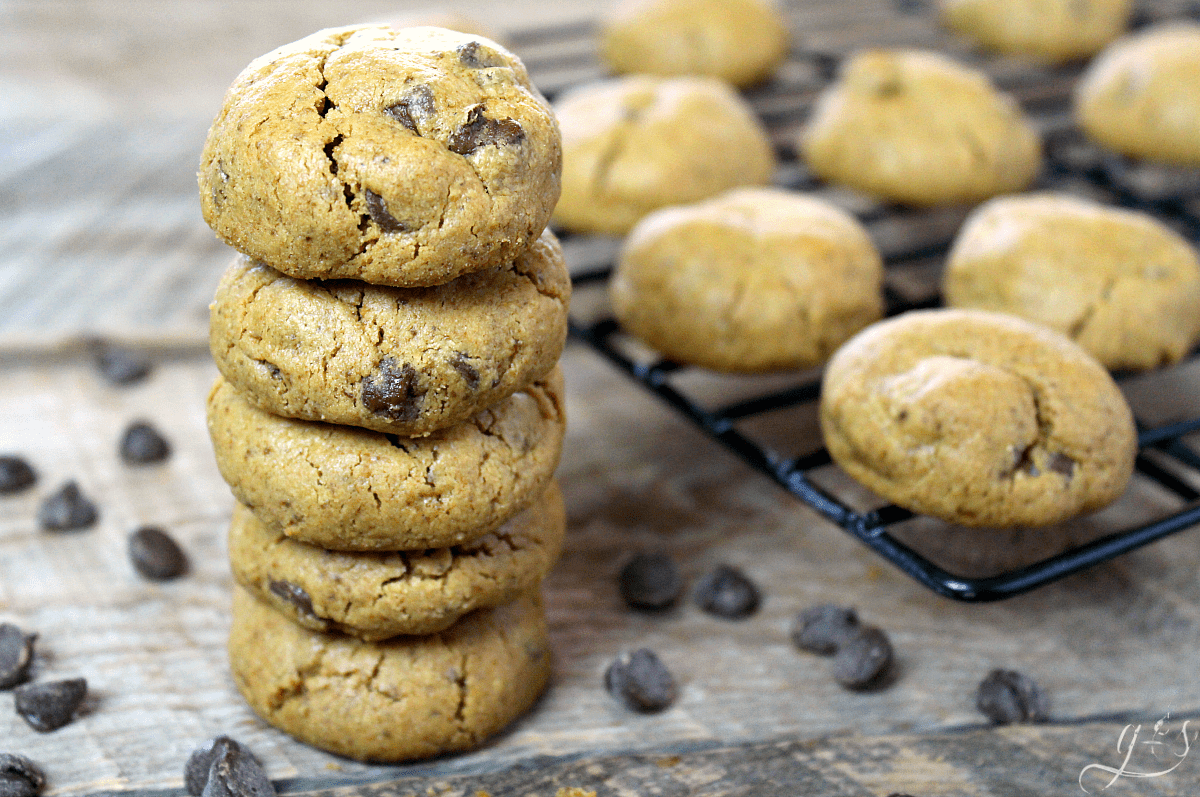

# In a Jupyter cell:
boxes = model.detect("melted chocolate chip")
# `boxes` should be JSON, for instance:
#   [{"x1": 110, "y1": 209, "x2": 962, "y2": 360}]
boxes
[
  {"x1": 447, "y1": 106, "x2": 524, "y2": 156},
  {"x1": 1048, "y1": 452, "x2": 1076, "y2": 480},
  {"x1": 38, "y1": 481, "x2": 98, "y2": 532},
  {"x1": 268, "y1": 580, "x2": 317, "y2": 620},
  {"x1": 791, "y1": 604, "x2": 860, "y2": 655},
  {"x1": 604, "y1": 649, "x2": 676, "y2": 713},
  {"x1": 119, "y1": 421, "x2": 171, "y2": 465},
  {"x1": 185, "y1": 737, "x2": 258, "y2": 797},
  {"x1": 255, "y1": 360, "x2": 282, "y2": 381},
  {"x1": 619, "y1": 552, "x2": 683, "y2": 611},
  {"x1": 832, "y1": 627, "x2": 894, "y2": 690},
  {"x1": 0, "y1": 624, "x2": 37, "y2": 689},
  {"x1": 451, "y1": 352, "x2": 480, "y2": 391},
  {"x1": 364, "y1": 189, "x2": 408, "y2": 233},
  {"x1": 361, "y1": 359, "x2": 426, "y2": 423},
  {"x1": 201, "y1": 742, "x2": 276, "y2": 797},
  {"x1": 692, "y1": 564, "x2": 761, "y2": 619},
  {"x1": 976, "y1": 669, "x2": 1048, "y2": 724},
  {"x1": 129, "y1": 526, "x2": 188, "y2": 580},
  {"x1": 385, "y1": 85, "x2": 434, "y2": 134},
  {"x1": 0, "y1": 456, "x2": 36, "y2": 495},
  {"x1": 14, "y1": 678, "x2": 87, "y2": 732},
  {"x1": 0, "y1": 754, "x2": 46, "y2": 797},
  {"x1": 456, "y1": 41, "x2": 504, "y2": 68}
]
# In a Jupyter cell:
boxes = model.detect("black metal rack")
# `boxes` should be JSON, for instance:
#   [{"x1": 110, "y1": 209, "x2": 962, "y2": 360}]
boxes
[{"x1": 527, "y1": 4, "x2": 1200, "y2": 601}]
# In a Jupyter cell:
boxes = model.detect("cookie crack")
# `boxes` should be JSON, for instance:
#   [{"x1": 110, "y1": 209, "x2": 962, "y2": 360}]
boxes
[
  {"x1": 452, "y1": 651, "x2": 469, "y2": 733},
  {"x1": 1067, "y1": 276, "x2": 1117, "y2": 341}
]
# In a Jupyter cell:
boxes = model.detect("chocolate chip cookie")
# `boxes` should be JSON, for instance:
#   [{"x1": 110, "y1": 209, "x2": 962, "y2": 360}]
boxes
[
  {"x1": 943, "y1": 192, "x2": 1200, "y2": 371},
  {"x1": 801, "y1": 49, "x2": 1042, "y2": 206},
  {"x1": 210, "y1": 228, "x2": 569, "y2": 437},
  {"x1": 228, "y1": 585, "x2": 551, "y2": 762},
  {"x1": 600, "y1": 0, "x2": 791, "y2": 88},
  {"x1": 820, "y1": 309, "x2": 1136, "y2": 528},
  {"x1": 553, "y1": 75, "x2": 776, "y2": 235},
  {"x1": 206, "y1": 367, "x2": 565, "y2": 551},
  {"x1": 198, "y1": 24, "x2": 561, "y2": 286},
  {"x1": 229, "y1": 481, "x2": 565, "y2": 639},
  {"x1": 938, "y1": 0, "x2": 1132, "y2": 63},
  {"x1": 1075, "y1": 22, "x2": 1200, "y2": 166},
  {"x1": 610, "y1": 187, "x2": 884, "y2": 371}
]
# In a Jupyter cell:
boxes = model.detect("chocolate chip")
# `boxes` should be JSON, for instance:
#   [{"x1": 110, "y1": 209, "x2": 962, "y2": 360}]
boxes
[
  {"x1": 0, "y1": 457, "x2": 36, "y2": 495},
  {"x1": 976, "y1": 669, "x2": 1048, "y2": 724},
  {"x1": 618, "y1": 552, "x2": 682, "y2": 611},
  {"x1": 604, "y1": 649, "x2": 676, "y2": 713},
  {"x1": 385, "y1": 85, "x2": 434, "y2": 134},
  {"x1": 364, "y1": 189, "x2": 409, "y2": 233},
  {"x1": 185, "y1": 737, "x2": 258, "y2": 797},
  {"x1": 268, "y1": 580, "x2": 318, "y2": 620},
  {"x1": 692, "y1": 564, "x2": 760, "y2": 619},
  {"x1": 447, "y1": 105, "x2": 524, "y2": 156},
  {"x1": 13, "y1": 677, "x2": 87, "y2": 732},
  {"x1": 1048, "y1": 452, "x2": 1076, "y2": 480},
  {"x1": 0, "y1": 753, "x2": 46, "y2": 797},
  {"x1": 361, "y1": 358, "x2": 426, "y2": 422},
  {"x1": 119, "y1": 421, "x2": 171, "y2": 465},
  {"x1": 450, "y1": 352, "x2": 480, "y2": 391},
  {"x1": 129, "y1": 526, "x2": 188, "y2": 580},
  {"x1": 456, "y1": 41, "x2": 504, "y2": 68},
  {"x1": 832, "y1": 627, "x2": 893, "y2": 690},
  {"x1": 791, "y1": 604, "x2": 860, "y2": 655},
  {"x1": 38, "y1": 481, "x2": 98, "y2": 532},
  {"x1": 94, "y1": 345, "x2": 151, "y2": 385},
  {"x1": 0, "y1": 625, "x2": 36, "y2": 690},
  {"x1": 201, "y1": 742, "x2": 276, "y2": 797}
]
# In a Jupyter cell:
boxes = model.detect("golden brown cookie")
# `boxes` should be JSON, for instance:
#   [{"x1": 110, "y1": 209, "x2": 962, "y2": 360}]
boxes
[
  {"x1": 198, "y1": 24, "x2": 561, "y2": 287},
  {"x1": 599, "y1": 0, "x2": 791, "y2": 88},
  {"x1": 228, "y1": 585, "x2": 550, "y2": 762},
  {"x1": 229, "y1": 481, "x2": 565, "y2": 640},
  {"x1": 610, "y1": 187, "x2": 884, "y2": 372},
  {"x1": 553, "y1": 75, "x2": 776, "y2": 235},
  {"x1": 206, "y1": 367, "x2": 565, "y2": 551},
  {"x1": 1075, "y1": 22, "x2": 1200, "y2": 166},
  {"x1": 943, "y1": 192, "x2": 1200, "y2": 371},
  {"x1": 210, "y1": 229, "x2": 570, "y2": 437},
  {"x1": 938, "y1": 0, "x2": 1132, "y2": 63},
  {"x1": 820, "y1": 309, "x2": 1136, "y2": 528},
  {"x1": 800, "y1": 49, "x2": 1042, "y2": 206}
]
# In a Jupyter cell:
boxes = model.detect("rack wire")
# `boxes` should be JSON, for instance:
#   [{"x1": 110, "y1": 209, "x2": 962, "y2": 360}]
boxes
[{"x1": 516, "y1": 1, "x2": 1200, "y2": 601}]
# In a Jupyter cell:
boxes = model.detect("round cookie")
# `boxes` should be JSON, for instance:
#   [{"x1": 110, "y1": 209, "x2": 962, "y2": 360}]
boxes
[
  {"x1": 229, "y1": 481, "x2": 566, "y2": 640},
  {"x1": 206, "y1": 367, "x2": 565, "y2": 551},
  {"x1": 228, "y1": 585, "x2": 550, "y2": 763},
  {"x1": 938, "y1": 0, "x2": 1132, "y2": 63},
  {"x1": 610, "y1": 187, "x2": 884, "y2": 372},
  {"x1": 800, "y1": 49, "x2": 1042, "y2": 207},
  {"x1": 1074, "y1": 22, "x2": 1200, "y2": 166},
  {"x1": 599, "y1": 0, "x2": 791, "y2": 88},
  {"x1": 943, "y1": 192, "x2": 1200, "y2": 371},
  {"x1": 210, "y1": 228, "x2": 570, "y2": 437},
  {"x1": 553, "y1": 75, "x2": 776, "y2": 235},
  {"x1": 198, "y1": 24, "x2": 561, "y2": 287},
  {"x1": 820, "y1": 309, "x2": 1136, "y2": 528}
]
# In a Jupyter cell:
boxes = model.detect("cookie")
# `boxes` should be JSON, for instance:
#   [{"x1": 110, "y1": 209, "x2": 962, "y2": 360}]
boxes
[
  {"x1": 229, "y1": 481, "x2": 566, "y2": 640},
  {"x1": 610, "y1": 187, "x2": 884, "y2": 372},
  {"x1": 198, "y1": 24, "x2": 561, "y2": 287},
  {"x1": 820, "y1": 309, "x2": 1136, "y2": 528},
  {"x1": 1075, "y1": 22, "x2": 1200, "y2": 166},
  {"x1": 228, "y1": 585, "x2": 550, "y2": 762},
  {"x1": 210, "y1": 228, "x2": 570, "y2": 437},
  {"x1": 387, "y1": 12, "x2": 505, "y2": 45},
  {"x1": 206, "y1": 367, "x2": 565, "y2": 551},
  {"x1": 599, "y1": 0, "x2": 790, "y2": 88},
  {"x1": 553, "y1": 75, "x2": 776, "y2": 235},
  {"x1": 800, "y1": 49, "x2": 1042, "y2": 206},
  {"x1": 944, "y1": 193, "x2": 1200, "y2": 371},
  {"x1": 938, "y1": 0, "x2": 1132, "y2": 63}
]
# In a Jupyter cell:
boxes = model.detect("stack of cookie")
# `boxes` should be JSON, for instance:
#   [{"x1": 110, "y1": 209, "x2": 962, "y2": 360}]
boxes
[{"x1": 197, "y1": 25, "x2": 567, "y2": 762}]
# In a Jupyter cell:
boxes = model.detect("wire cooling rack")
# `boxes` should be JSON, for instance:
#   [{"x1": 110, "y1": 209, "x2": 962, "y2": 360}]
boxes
[{"x1": 515, "y1": 1, "x2": 1200, "y2": 601}]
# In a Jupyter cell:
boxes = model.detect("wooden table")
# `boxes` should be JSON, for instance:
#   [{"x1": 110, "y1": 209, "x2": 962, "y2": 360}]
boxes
[{"x1": 4, "y1": 1, "x2": 1200, "y2": 795}]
